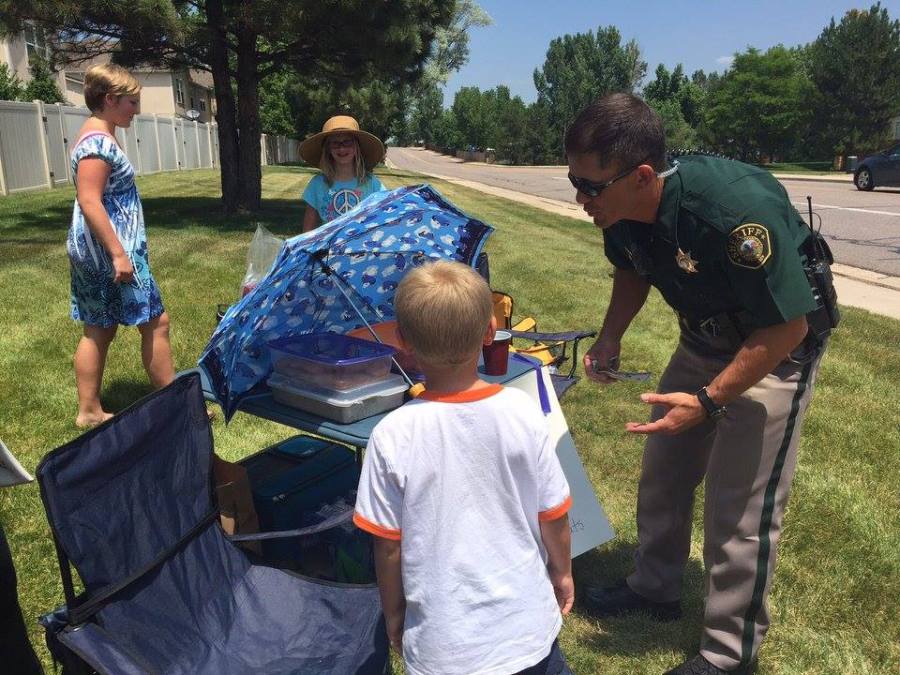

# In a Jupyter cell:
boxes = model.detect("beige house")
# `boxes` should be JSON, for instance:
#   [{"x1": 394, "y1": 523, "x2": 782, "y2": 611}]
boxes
[
  {"x1": 1, "y1": 22, "x2": 63, "y2": 91},
  {"x1": 63, "y1": 62, "x2": 216, "y2": 123},
  {"x1": 0, "y1": 24, "x2": 216, "y2": 123}
]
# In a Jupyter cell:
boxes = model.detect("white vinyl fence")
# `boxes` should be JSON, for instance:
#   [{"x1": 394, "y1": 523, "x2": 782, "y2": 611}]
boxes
[{"x1": 0, "y1": 99, "x2": 301, "y2": 196}]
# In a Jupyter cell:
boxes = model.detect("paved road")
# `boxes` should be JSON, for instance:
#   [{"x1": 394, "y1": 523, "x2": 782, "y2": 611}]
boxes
[{"x1": 387, "y1": 147, "x2": 900, "y2": 277}]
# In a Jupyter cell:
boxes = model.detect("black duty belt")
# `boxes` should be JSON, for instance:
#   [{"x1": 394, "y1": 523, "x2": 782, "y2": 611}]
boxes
[{"x1": 677, "y1": 311, "x2": 748, "y2": 341}]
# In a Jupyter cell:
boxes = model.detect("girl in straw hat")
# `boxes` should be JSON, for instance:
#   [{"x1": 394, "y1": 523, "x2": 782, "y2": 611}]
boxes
[{"x1": 300, "y1": 115, "x2": 386, "y2": 231}]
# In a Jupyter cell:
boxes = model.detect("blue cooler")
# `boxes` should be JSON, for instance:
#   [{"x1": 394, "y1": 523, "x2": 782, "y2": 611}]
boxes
[{"x1": 239, "y1": 435, "x2": 360, "y2": 565}]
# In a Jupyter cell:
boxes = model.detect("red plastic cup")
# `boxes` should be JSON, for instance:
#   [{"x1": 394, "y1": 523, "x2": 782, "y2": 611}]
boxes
[{"x1": 482, "y1": 330, "x2": 512, "y2": 376}]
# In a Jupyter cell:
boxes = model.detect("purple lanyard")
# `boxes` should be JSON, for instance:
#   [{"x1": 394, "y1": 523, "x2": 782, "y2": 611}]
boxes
[{"x1": 510, "y1": 352, "x2": 552, "y2": 415}]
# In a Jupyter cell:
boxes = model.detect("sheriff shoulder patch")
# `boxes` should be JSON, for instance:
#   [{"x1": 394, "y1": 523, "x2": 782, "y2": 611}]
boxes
[{"x1": 727, "y1": 223, "x2": 771, "y2": 269}]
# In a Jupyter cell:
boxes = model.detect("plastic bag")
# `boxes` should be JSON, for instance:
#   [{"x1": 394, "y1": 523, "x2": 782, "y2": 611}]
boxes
[{"x1": 240, "y1": 224, "x2": 284, "y2": 298}]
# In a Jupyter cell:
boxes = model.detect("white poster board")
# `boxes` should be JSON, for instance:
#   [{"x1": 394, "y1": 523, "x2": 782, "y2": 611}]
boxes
[
  {"x1": 507, "y1": 366, "x2": 614, "y2": 557},
  {"x1": 0, "y1": 439, "x2": 33, "y2": 488}
]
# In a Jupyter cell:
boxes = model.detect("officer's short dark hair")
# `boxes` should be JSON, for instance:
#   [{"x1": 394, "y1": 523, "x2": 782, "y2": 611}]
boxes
[{"x1": 564, "y1": 93, "x2": 666, "y2": 172}]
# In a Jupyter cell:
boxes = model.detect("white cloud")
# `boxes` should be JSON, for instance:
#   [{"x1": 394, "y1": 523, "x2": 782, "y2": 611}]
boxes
[{"x1": 716, "y1": 55, "x2": 735, "y2": 67}]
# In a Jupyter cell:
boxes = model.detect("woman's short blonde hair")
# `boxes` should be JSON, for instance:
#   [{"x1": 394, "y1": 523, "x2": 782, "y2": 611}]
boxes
[
  {"x1": 394, "y1": 261, "x2": 493, "y2": 367},
  {"x1": 83, "y1": 64, "x2": 141, "y2": 112},
  {"x1": 319, "y1": 135, "x2": 367, "y2": 185}
]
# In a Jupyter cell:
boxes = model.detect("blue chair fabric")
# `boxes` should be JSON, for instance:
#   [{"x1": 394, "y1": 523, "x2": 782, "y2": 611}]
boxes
[{"x1": 37, "y1": 374, "x2": 388, "y2": 674}]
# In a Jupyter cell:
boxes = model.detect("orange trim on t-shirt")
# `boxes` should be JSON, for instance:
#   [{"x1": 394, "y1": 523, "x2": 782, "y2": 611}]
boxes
[
  {"x1": 418, "y1": 383, "x2": 503, "y2": 403},
  {"x1": 353, "y1": 512, "x2": 402, "y2": 540},
  {"x1": 539, "y1": 495, "x2": 573, "y2": 522}
]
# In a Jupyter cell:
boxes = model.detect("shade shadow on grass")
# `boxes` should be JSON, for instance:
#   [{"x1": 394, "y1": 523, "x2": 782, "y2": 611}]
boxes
[
  {"x1": 103, "y1": 378, "x2": 156, "y2": 413},
  {"x1": 2, "y1": 197, "x2": 305, "y2": 239}
]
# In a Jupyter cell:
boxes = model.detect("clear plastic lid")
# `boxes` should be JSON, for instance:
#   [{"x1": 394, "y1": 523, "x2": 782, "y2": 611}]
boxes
[
  {"x1": 268, "y1": 333, "x2": 395, "y2": 365},
  {"x1": 268, "y1": 372, "x2": 408, "y2": 405}
]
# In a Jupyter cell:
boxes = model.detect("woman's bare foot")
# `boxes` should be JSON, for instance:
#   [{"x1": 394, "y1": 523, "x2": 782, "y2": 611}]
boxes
[{"x1": 76, "y1": 410, "x2": 114, "y2": 429}]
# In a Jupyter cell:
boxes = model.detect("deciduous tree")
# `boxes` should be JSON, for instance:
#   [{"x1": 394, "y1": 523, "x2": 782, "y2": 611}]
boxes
[
  {"x1": 533, "y1": 26, "x2": 646, "y2": 162},
  {"x1": 808, "y1": 2, "x2": 900, "y2": 155},
  {"x1": 705, "y1": 46, "x2": 813, "y2": 161},
  {"x1": 644, "y1": 63, "x2": 705, "y2": 149},
  {"x1": 451, "y1": 86, "x2": 497, "y2": 150}
]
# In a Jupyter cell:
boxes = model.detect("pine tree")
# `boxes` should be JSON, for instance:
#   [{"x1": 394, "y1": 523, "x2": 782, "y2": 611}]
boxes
[{"x1": 0, "y1": 1, "x2": 454, "y2": 212}]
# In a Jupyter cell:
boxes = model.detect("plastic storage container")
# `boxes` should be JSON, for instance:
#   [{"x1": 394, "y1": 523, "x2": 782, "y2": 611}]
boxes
[
  {"x1": 268, "y1": 333, "x2": 396, "y2": 390},
  {"x1": 239, "y1": 435, "x2": 360, "y2": 565},
  {"x1": 268, "y1": 372, "x2": 408, "y2": 423}
]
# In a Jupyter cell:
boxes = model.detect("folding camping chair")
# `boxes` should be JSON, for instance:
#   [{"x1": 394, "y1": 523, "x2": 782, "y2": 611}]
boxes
[
  {"x1": 472, "y1": 253, "x2": 595, "y2": 400},
  {"x1": 492, "y1": 290, "x2": 596, "y2": 400},
  {"x1": 37, "y1": 374, "x2": 388, "y2": 675}
]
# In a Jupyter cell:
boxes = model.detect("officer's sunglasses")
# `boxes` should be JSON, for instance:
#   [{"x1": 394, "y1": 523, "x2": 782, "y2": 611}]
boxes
[{"x1": 568, "y1": 156, "x2": 652, "y2": 198}]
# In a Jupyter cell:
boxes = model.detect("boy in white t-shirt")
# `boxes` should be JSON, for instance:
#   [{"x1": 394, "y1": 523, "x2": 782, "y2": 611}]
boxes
[{"x1": 354, "y1": 261, "x2": 574, "y2": 675}]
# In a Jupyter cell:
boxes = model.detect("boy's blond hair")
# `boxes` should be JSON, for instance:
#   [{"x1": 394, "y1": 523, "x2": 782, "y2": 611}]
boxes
[
  {"x1": 319, "y1": 136, "x2": 367, "y2": 185},
  {"x1": 394, "y1": 260, "x2": 493, "y2": 367},
  {"x1": 84, "y1": 64, "x2": 141, "y2": 113}
]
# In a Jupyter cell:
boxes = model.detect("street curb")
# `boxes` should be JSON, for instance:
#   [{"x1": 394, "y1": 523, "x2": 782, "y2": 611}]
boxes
[{"x1": 831, "y1": 264, "x2": 900, "y2": 292}]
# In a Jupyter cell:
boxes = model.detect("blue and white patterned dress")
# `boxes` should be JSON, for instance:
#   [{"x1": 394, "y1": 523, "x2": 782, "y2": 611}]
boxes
[{"x1": 67, "y1": 132, "x2": 164, "y2": 327}]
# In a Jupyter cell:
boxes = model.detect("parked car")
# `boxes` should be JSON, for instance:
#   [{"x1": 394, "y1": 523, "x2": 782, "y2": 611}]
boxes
[{"x1": 854, "y1": 144, "x2": 900, "y2": 190}]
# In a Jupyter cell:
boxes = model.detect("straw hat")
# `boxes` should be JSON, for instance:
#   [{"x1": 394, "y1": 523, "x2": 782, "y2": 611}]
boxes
[{"x1": 299, "y1": 115, "x2": 385, "y2": 169}]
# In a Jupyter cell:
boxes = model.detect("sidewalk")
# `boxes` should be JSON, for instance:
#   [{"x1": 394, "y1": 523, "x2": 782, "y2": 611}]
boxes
[
  {"x1": 388, "y1": 160, "x2": 900, "y2": 320},
  {"x1": 771, "y1": 172, "x2": 852, "y2": 183}
]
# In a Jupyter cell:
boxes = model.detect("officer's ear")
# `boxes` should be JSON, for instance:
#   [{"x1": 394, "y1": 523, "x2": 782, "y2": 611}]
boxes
[{"x1": 634, "y1": 164, "x2": 657, "y2": 188}]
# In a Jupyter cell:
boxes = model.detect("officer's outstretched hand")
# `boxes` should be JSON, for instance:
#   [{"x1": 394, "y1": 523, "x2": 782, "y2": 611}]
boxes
[
  {"x1": 583, "y1": 337, "x2": 621, "y2": 384},
  {"x1": 626, "y1": 392, "x2": 706, "y2": 435}
]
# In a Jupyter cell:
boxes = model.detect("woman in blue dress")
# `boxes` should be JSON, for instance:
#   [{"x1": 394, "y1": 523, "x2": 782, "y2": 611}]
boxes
[{"x1": 68, "y1": 64, "x2": 175, "y2": 427}]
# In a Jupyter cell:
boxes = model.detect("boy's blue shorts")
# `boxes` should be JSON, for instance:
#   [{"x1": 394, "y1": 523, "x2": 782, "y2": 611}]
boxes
[{"x1": 514, "y1": 639, "x2": 572, "y2": 675}]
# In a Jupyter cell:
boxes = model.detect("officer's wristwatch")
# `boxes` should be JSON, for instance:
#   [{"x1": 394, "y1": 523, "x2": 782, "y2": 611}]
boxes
[{"x1": 696, "y1": 387, "x2": 727, "y2": 421}]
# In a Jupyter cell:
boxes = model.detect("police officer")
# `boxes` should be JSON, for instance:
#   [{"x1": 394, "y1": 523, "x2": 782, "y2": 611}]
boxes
[{"x1": 566, "y1": 94, "x2": 834, "y2": 675}]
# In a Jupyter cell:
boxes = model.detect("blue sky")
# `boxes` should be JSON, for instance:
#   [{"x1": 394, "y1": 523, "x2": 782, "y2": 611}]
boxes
[{"x1": 443, "y1": 0, "x2": 900, "y2": 105}]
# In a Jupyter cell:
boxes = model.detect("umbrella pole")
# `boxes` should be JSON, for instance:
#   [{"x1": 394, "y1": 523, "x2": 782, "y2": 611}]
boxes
[{"x1": 313, "y1": 252, "x2": 422, "y2": 394}]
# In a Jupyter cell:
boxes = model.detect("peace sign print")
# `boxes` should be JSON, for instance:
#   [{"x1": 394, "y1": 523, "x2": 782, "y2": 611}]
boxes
[{"x1": 331, "y1": 188, "x2": 362, "y2": 216}]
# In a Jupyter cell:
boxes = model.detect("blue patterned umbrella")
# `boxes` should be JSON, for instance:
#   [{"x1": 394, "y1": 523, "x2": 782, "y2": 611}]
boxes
[{"x1": 199, "y1": 184, "x2": 494, "y2": 420}]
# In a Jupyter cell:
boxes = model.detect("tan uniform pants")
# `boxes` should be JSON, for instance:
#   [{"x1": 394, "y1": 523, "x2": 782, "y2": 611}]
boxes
[{"x1": 627, "y1": 340, "x2": 823, "y2": 671}]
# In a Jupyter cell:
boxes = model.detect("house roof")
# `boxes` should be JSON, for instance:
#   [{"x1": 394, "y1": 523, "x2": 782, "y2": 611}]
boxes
[{"x1": 60, "y1": 51, "x2": 213, "y2": 91}]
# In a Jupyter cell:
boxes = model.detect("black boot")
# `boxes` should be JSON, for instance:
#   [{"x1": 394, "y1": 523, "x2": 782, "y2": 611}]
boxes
[
  {"x1": 581, "y1": 578, "x2": 681, "y2": 621},
  {"x1": 664, "y1": 654, "x2": 755, "y2": 675}
]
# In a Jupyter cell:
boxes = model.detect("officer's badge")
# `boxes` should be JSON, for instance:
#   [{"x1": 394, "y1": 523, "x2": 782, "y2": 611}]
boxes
[
  {"x1": 675, "y1": 247, "x2": 699, "y2": 273},
  {"x1": 727, "y1": 224, "x2": 771, "y2": 269}
]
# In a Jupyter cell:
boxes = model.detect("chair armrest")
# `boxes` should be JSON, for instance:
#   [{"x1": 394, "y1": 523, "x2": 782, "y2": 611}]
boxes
[
  {"x1": 511, "y1": 317, "x2": 537, "y2": 332},
  {"x1": 509, "y1": 329, "x2": 596, "y2": 343}
]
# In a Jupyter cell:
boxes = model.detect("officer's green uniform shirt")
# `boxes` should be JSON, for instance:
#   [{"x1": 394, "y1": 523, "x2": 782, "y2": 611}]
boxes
[{"x1": 603, "y1": 155, "x2": 817, "y2": 333}]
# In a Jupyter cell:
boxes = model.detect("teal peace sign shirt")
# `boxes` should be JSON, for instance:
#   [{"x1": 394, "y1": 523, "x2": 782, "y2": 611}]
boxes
[
  {"x1": 602, "y1": 155, "x2": 817, "y2": 331},
  {"x1": 302, "y1": 173, "x2": 385, "y2": 224}
]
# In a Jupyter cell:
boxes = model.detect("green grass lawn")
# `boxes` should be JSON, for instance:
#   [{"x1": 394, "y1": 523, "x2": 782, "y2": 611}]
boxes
[{"x1": 1, "y1": 166, "x2": 898, "y2": 674}]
